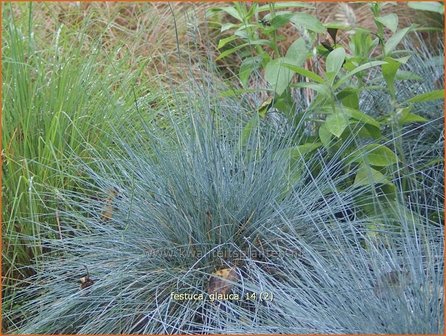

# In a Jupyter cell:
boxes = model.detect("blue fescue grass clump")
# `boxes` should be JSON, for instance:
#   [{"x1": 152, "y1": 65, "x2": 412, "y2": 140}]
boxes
[
  {"x1": 4, "y1": 95, "x2": 294, "y2": 333},
  {"x1": 4, "y1": 32, "x2": 444, "y2": 333},
  {"x1": 6, "y1": 83, "x2": 443, "y2": 333}
]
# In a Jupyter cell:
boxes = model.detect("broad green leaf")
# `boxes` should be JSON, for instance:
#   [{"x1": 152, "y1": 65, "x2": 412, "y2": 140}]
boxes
[
  {"x1": 282, "y1": 64, "x2": 324, "y2": 83},
  {"x1": 218, "y1": 35, "x2": 239, "y2": 49},
  {"x1": 347, "y1": 108, "x2": 380, "y2": 128},
  {"x1": 384, "y1": 26, "x2": 414, "y2": 55},
  {"x1": 334, "y1": 61, "x2": 387, "y2": 89},
  {"x1": 350, "y1": 28, "x2": 374, "y2": 57},
  {"x1": 319, "y1": 124, "x2": 332, "y2": 148},
  {"x1": 400, "y1": 112, "x2": 428, "y2": 124},
  {"x1": 245, "y1": 2, "x2": 258, "y2": 20},
  {"x1": 394, "y1": 106, "x2": 409, "y2": 120},
  {"x1": 357, "y1": 123, "x2": 382, "y2": 139},
  {"x1": 292, "y1": 82, "x2": 331, "y2": 97},
  {"x1": 382, "y1": 57, "x2": 401, "y2": 96},
  {"x1": 265, "y1": 58, "x2": 294, "y2": 95},
  {"x1": 235, "y1": 30, "x2": 271, "y2": 42},
  {"x1": 395, "y1": 70, "x2": 423, "y2": 81},
  {"x1": 407, "y1": 89, "x2": 445, "y2": 103},
  {"x1": 279, "y1": 143, "x2": 322, "y2": 162},
  {"x1": 234, "y1": 29, "x2": 249, "y2": 40},
  {"x1": 354, "y1": 163, "x2": 391, "y2": 186},
  {"x1": 220, "y1": 23, "x2": 239, "y2": 32},
  {"x1": 326, "y1": 47, "x2": 345, "y2": 84},
  {"x1": 408, "y1": 1, "x2": 444, "y2": 14},
  {"x1": 269, "y1": 13, "x2": 295, "y2": 29},
  {"x1": 257, "y1": 97, "x2": 273, "y2": 118},
  {"x1": 244, "y1": 39, "x2": 271, "y2": 46},
  {"x1": 353, "y1": 144, "x2": 399, "y2": 167},
  {"x1": 220, "y1": 6, "x2": 243, "y2": 21},
  {"x1": 290, "y1": 143, "x2": 322, "y2": 156},
  {"x1": 325, "y1": 112, "x2": 349, "y2": 138},
  {"x1": 323, "y1": 22, "x2": 349, "y2": 30},
  {"x1": 235, "y1": 23, "x2": 259, "y2": 32},
  {"x1": 395, "y1": 106, "x2": 428, "y2": 124},
  {"x1": 285, "y1": 38, "x2": 308, "y2": 66},
  {"x1": 375, "y1": 14, "x2": 398, "y2": 33},
  {"x1": 394, "y1": 55, "x2": 411, "y2": 64},
  {"x1": 290, "y1": 12, "x2": 326, "y2": 33},
  {"x1": 337, "y1": 88, "x2": 359, "y2": 110},
  {"x1": 216, "y1": 43, "x2": 248, "y2": 61},
  {"x1": 257, "y1": 2, "x2": 313, "y2": 12},
  {"x1": 263, "y1": 10, "x2": 293, "y2": 20}
]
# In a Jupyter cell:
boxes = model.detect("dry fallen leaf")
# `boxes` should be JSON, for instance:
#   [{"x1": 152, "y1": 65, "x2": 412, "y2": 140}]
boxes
[
  {"x1": 207, "y1": 267, "x2": 239, "y2": 296},
  {"x1": 79, "y1": 275, "x2": 94, "y2": 289},
  {"x1": 79, "y1": 265, "x2": 95, "y2": 290}
]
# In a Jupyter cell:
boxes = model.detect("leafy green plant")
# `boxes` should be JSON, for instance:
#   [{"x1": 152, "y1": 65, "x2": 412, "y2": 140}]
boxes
[
  {"x1": 207, "y1": 2, "x2": 316, "y2": 87},
  {"x1": 407, "y1": 1, "x2": 444, "y2": 29},
  {"x1": 210, "y1": 1, "x2": 444, "y2": 219}
]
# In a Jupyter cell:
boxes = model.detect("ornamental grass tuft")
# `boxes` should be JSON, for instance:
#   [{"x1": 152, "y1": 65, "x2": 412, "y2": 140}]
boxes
[{"x1": 5, "y1": 84, "x2": 443, "y2": 333}]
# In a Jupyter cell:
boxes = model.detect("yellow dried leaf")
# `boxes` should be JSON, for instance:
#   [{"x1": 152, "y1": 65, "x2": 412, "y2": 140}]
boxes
[{"x1": 207, "y1": 267, "x2": 239, "y2": 296}]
